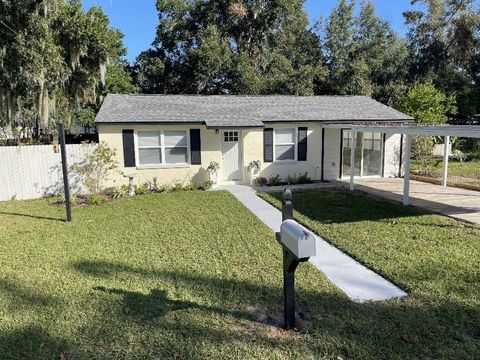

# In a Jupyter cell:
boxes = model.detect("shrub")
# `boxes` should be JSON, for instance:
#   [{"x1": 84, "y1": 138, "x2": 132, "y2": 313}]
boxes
[
  {"x1": 86, "y1": 194, "x2": 106, "y2": 205},
  {"x1": 286, "y1": 175, "x2": 296, "y2": 185},
  {"x1": 297, "y1": 172, "x2": 312, "y2": 184},
  {"x1": 108, "y1": 185, "x2": 129, "y2": 199},
  {"x1": 172, "y1": 181, "x2": 185, "y2": 192},
  {"x1": 145, "y1": 177, "x2": 161, "y2": 192},
  {"x1": 412, "y1": 136, "x2": 435, "y2": 169},
  {"x1": 71, "y1": 142, "x2": 118, "y2": 194},
  {"x1": 256, "y1": 176, "x2": 268, "y2": 186},
  {"x1": 190, "y1": 182, "x2": 208, "y2": 190},
  {"x1": 268, "y1": 175, "x2": 281, "y2": 186},
  {"x1": 453, "y1": 149, "x2": 467, "y2": 163},
  {"x1": 135, "y1": 184, "x2": 150, "y2": 195}
]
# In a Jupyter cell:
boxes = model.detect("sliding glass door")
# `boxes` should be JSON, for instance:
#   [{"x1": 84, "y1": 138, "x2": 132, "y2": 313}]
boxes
[{"x1": 342, "y1": 130, "x2": 383, "y2": 178}]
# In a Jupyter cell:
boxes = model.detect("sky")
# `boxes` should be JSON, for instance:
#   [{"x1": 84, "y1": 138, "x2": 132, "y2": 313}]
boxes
[{"x1": 79, "y1": 0, "x2": 443, "y2": 63}]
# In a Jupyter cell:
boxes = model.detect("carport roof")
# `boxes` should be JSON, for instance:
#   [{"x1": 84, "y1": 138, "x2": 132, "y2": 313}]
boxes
[{"x1": 95, "y1": 94, "x2": 413, "y2": 128}]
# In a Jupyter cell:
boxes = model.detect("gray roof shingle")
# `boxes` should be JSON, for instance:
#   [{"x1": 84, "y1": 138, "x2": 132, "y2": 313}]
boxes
[{"x1": 95, "y1": 94, "x2": 412, "y2": 127}]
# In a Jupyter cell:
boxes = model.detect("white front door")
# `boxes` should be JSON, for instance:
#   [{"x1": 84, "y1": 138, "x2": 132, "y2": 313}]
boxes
[{"x1": 221, "y1": 131, "x2": 241, "y2": 181}]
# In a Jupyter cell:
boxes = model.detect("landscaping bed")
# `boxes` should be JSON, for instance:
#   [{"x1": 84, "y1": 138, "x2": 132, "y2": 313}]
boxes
[{"x1": 1, "y1": 190, "x2": 480, "y2": 359}]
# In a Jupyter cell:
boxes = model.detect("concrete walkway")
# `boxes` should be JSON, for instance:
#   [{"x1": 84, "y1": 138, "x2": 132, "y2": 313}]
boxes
[
  {"x1": 353, "y1": 178, "x2": 480, "y2": 224},
  {"x1": 220, "y1": 185, "x2": 407, "y2": 303}
]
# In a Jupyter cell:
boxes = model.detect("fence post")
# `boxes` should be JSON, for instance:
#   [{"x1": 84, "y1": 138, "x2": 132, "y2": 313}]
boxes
[{"x1": 59, "y1": 123, "x2": 72, "y2": 222}]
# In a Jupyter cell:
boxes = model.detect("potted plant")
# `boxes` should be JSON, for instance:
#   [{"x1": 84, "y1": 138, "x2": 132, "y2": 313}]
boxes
[
  {"x1": 207, "y1": 161, "x2": 220, "y2": 187},
  {"x1": 247, "y1": 160, "x2": 261, "y2": 186}
]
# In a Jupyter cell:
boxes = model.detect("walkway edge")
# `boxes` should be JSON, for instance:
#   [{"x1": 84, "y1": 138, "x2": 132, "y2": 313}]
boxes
[{"x1": 221, "y1": 185, "x2": 407, "y2": 303}]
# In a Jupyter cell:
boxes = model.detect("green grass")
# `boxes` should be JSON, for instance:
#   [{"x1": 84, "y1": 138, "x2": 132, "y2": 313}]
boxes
[
  {"x1": 258, "y1": 190, "x2": 480, "y2": 359},
  {"x1": 1, "y1": 190, "x2": 480, "y2": 359},
  {"x1": 411, "y1": 159, "x2": 480, "y2": 185}
]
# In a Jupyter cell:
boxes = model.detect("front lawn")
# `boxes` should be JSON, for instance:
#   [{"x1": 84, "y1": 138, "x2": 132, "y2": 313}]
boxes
[{"x1": 1, "y1": 190, "x2": 479, "y2": 359}]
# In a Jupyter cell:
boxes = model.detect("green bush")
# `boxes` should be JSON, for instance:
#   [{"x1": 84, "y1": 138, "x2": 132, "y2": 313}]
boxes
[
  {"x1": 108, "y1": 185, "x2": 129, "y2": 199},
  {"x1": 298, "y1": 172, "x2": 312, "y2": 184},
  {"x1": 268, "y1": 175, "x2": 281, "y2": 186},
  {"x1": 256, "y1": 176, "x2": 268, "y2": 186},
  {"x1": 286, "y1": 175, "x2": 296, "y2": 185},
  {"x1": 86, "y1": 194, "x2": 107, "y2": 205},
  {"x1": 135, "y1": 184, "x2": 150, "y2": 195}
]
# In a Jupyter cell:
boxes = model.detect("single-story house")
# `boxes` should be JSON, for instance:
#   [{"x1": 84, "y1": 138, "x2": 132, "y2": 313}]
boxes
[{"x1": 95, "y1": 94, "x2": 412, "y2": 186}]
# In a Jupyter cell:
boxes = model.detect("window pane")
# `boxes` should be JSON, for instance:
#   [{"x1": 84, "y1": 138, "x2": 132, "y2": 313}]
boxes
[
  {"x1": 138, "y1": 131, "x2": 161, "y2": 147},
  {"x1": 165, "y1": 131, "x2": 187, "y2": 147},
  {"x1": 275, "y1": 129, "x2": 295, "y2": 144},
  {"x1": 165, "y1": 147, "x2": 188, "y2": 164},
  {"x1": 139, "y1": 148, "x2": 162, "y2": 165},
  {"x1": 275, "y1": 145, "x2": 295, "y2": 160}
]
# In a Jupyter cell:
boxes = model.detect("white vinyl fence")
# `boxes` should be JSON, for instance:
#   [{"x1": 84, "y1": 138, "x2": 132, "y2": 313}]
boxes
[{"x1": 0, "y1": 144, "x2": 97, "y2": 201}]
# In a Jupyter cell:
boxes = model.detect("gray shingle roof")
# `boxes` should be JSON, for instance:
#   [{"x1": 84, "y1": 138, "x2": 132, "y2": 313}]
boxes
[{"x1": 95, "y1": 94, "x2": 413, "y2": 127}]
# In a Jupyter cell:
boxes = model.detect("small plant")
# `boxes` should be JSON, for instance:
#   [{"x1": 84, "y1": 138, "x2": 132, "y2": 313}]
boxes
[
  {"x1": 297, "y1": 172, "x2": 312, "y2": 184},
  {"x1": 207, "y1": 161, "x2": 220, "y2": 172},
  {"x1": 71, "y1": 142, "x2": 118, "y2": 194},
  {"x1": 135, "y1": 184, "x2": 150, "y2": 195},
  {"x1": 268, "y1": 174, "x2": 281, "y2": 186},
  {"x1": 453, "y1": 149, "x2": 467, "y2": 163},
  {"x1": 256, "y1": 176, "x2": 268, "y2": 186},
  {"x1": 247, "y1": 160, "x2": 261, "y2": 173},
  {"x1": 172, "y1": 181, "x2": 185, "y2": 191},
  {"x1": 286, "y1": 175, "x2": 296, "y2": 185},
  {"x1": 86, "y1": 194, "x2": 106, "y2": 205},
  {"x1": 108, "y1": 185, "x2": 129, "y2": 199}
]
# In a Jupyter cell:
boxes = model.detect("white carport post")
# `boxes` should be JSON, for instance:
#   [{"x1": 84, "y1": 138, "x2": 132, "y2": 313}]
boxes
[
  {"x1": 403, "y1": 134, "x2": 412, "y2": 206},
  {"x1": 442, "y1": 135, "x2": 450, "y2": 187},
  {"x1": 350, "y1": 130, "x2": 357, "y2": 191}
]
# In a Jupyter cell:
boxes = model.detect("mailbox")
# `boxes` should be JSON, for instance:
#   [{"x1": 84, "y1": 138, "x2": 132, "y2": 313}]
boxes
[
  {"x1": 279, "y1": 220, "x2": 316, "y2": 259},
  {"x1": 276, "y1": 188, "x2": 319, "y2": 330}
]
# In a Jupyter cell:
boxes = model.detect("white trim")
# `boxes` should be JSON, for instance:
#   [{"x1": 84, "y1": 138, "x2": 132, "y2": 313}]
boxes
[
  {"x1": 351, "y1": 125, "x2": 480, "y2": 138},
  {"x1": 403, "y1": 134, "x2": 412, "y2": 206},
  {"x1": 134, "y1": 129, "x2": 190, "y2": 168},
  {"x1": 442, "y1": 135, "x2": 450, "y2": 187},
  {"x1": 273, "y1": 128, "x2": 297, "y2": 162}
]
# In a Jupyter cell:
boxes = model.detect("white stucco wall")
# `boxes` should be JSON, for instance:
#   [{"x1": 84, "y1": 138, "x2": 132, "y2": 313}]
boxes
[
  {"x1": 383, "y1": 133, "x2": 403, "y2": 178},
  {"x1": 98, "y1": 124, "x2": 221, "y2": 188},
  {"x1": 323, "y1": 128, "x2": 342, "y2": 180},
  {"x1": 97, "y1": 123, "x2": 402, "y2": 188},
  {"x1": 242, "y1": 122, "x2": 323, "y2": 183}
]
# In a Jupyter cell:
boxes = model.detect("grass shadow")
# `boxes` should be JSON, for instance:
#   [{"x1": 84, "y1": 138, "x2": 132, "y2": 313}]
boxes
[
  {"x1": 0, "y1": 211, "x2": 65, "y2": 223},
  {"x1": 72, "y1": 259, "x2": 480, "y2": 359}
]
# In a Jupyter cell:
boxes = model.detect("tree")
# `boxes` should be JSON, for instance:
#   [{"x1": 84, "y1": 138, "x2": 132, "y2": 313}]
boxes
[
  {"x1": 404, "y1": 0, "x2": 480, "y2": 116},
  {"x1": 398, "y1": 81, "x2": 457, "y2": 169},
  {"x1": 398, "y1": 81, "x2": 457, "y2": 124},
  {"x1": 319, "y1": 0, "x2": 408, "y2": 104},
  {"x1": 0, "y1": 0, "x2": 130, "y2": 137},
  {"x1": 134, "y1": 0, "x2": 326, "y2": 95}
]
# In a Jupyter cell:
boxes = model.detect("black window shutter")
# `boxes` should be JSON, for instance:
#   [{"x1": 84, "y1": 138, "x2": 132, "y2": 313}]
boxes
[
  {"x1": 298, "y1": 127, "x2": 308, "y2": 161},
  {"x1": 190, "y1": 129, "x2": 201, "y2": 165},
  {"x1": 122, "y1": 129, "x2": 136, "y2": 167},
  {"x1": 264, "y1": 128, "x2": 273, "y2": 163}
]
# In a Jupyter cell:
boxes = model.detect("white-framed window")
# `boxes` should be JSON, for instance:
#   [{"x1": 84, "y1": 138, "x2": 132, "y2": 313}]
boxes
[
  {"x1": 224, "y1": 131, "x2": 239, "y2": 142},
  {"x1": 274, "y1": 128, "x2": 296, "y2": 161},
  {"x1": 137, "y1": 130, "x2": 188, "y2": 166}
]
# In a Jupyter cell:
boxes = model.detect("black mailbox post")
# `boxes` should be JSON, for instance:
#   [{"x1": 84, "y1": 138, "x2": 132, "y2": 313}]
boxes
[{"x1": 276, "y1": 188, "x2": 316, "y2": 330}]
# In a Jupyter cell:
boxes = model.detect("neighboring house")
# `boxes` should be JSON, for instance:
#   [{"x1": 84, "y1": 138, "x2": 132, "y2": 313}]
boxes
[{"x1": 95, "y1": 94, "x2": 412, "y2": 186}]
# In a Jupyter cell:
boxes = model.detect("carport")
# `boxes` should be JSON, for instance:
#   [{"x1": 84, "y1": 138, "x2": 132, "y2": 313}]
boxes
[{"x1": 347, "y1": 125, "x2": 480, "y2": 205}]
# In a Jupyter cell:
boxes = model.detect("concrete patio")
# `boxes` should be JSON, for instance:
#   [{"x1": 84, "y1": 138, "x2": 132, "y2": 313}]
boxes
[{"x1": 351, "y1": 178, "x2": 480, "y2": 224}]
